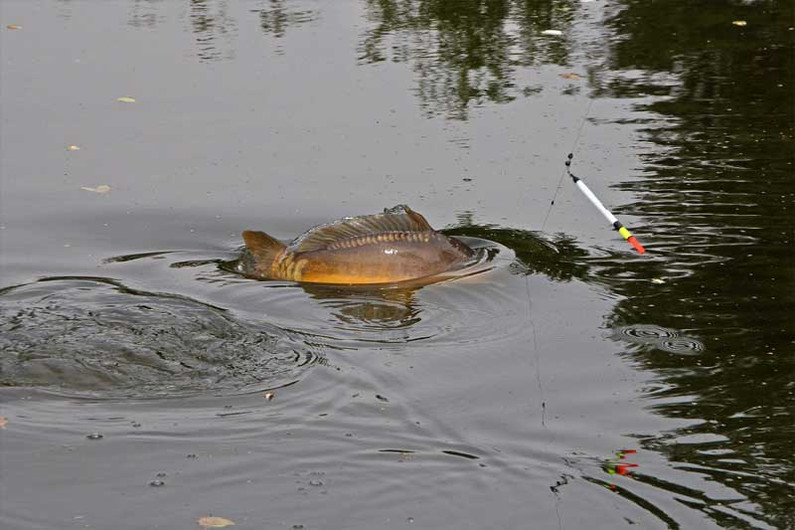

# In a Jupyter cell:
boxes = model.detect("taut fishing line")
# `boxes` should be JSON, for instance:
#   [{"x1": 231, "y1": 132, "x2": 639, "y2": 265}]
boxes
[
  {"x1": 541, "y1": 96, "x2": 646, "y2": 254},
  {"x1": 541, "y1": 96, "x2": 595, "y2": 232},
  {"x1": 523, "y1": 92, "x2": 647, "y2": 520},
  {"x1": 523, "y1": 94, "x2": 600, "y2": 530},
  {"x1": 527, "y1": 95, "x2": 597, "y2": 433}
]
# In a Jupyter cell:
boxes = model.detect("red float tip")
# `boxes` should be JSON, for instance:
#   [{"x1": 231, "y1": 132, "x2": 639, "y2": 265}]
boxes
[{"x1": 627, "y1": 236, "x2": 646, "y2": 254}]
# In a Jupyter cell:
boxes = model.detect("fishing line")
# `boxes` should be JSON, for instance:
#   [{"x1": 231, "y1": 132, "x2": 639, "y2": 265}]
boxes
[
  {"x1": 541, "y1": 96, "x2": 595, "y2": 232},
  {"x1": 541, "y1": 93, "x2": 646, "y2": 254},
  {"x1": 524, "y1": 274, "x2": 546, "y2": 428},
  {"x1": 528, "y1": 95, "x2": 596, "y2": 431}
]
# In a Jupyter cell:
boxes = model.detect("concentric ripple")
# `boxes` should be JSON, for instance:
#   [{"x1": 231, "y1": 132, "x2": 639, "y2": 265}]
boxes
[
  {"x1": 657, "y1": 337, "x2": 705, "y2": 355},
  {"x1": 233, "y1": 237, "x2": 524, "y2": 349},
  {"x1": 0, "y1": 277, "x2": 322, "y2": 398},
  {"x1": 618, "y1": 325, "x2": 679, "y2": 342},
  {"x1": 612, "y1": 324, "x2": 705, "y2": 355}
]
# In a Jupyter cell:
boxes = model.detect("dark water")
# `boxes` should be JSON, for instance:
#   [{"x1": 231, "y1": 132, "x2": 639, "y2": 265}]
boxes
[{"x1": 1, "y1": 1, "x2": 792, "y2": 529}]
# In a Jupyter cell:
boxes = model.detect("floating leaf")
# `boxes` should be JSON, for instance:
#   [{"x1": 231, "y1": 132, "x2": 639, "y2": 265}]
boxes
[
  {"x1": 541, "y1": 29, "x2": 563, "y2": 36},
  {"x1": 0, "y1": 416, "x2": 8, "y2": 428},
  {"x1": 264, "y1": 392, "x2": 275, "y2": 401},
  {"x1": 651, "y1": 278, "x2": 666, "y2": 285},
  {"x1": 732, "y1": 20, "x2": 747, "y2": 26},
  {"x1": 197, "y1": 516, "x2": 235, "y2": 528},
  {"x1": 81, "y1": 185, "x2": 111, "y2": 194},
  {"x1": 559, "y1": 73, "x2": 582, "y2": 80},
  {"x1": 67, "y1": 145, "x2": 81, "y2": 151},
  {"x1": 117, "y1": 96, "x2": 136, "y2": 103},
  {"x1": 6, "y1": 24, "x2": 22, "y2": 30}
]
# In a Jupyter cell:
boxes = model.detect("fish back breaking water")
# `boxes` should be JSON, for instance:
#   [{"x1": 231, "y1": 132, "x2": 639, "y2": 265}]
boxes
[{"x1": 240, "y1": 205, "x2": 478, "y2": 284}]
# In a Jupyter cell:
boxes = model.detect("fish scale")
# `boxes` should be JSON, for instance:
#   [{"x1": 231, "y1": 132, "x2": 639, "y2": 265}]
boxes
[{"x1": 240, "y1": 206, "x2": 476, "y2": 285}]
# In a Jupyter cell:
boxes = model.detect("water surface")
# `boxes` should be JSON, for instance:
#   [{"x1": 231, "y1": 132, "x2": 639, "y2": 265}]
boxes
[{"x1": 1, "y1": 1, "x2": 792, "y2": 529}]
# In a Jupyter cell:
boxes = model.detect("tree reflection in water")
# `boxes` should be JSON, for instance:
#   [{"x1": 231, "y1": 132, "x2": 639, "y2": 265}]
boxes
[{"x1": 359, "y1": 0, "x2": 578, "y2": 119}]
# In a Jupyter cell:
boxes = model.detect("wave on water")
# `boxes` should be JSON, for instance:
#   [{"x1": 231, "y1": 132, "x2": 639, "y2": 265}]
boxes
[
  {"x1": 0, "y1": 277, "x2": 323, "y2": 398},
  {"x1": 611, "y1": 324, "x2": 705, "y2": 355}
]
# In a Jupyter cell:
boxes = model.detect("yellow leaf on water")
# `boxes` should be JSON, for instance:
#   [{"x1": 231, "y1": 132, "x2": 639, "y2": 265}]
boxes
[
  {"x1": 67, "y1": 145, "x2": 81, "y2": 151},
  {"x1": 117, "y1": 96, "x2": 136, "y2": 103},
  {"x1": 559, "y1": 73, "x2": 582, "y2": 80},
  {"x1": 6, "y1": 24, "x2": 23, "y2": 30},
  {"x1": 732, "y1": 20, "x2": 747, "y2": 26},
  {"x1": 197, "y1": 516, "x2": 235, "y2": 528},
  {"x1": 0, "y1": 416, "x2": 8, "y2": 428},
  {"x1": 81, "y1": 185, "x2": 111, "y2": 194}
]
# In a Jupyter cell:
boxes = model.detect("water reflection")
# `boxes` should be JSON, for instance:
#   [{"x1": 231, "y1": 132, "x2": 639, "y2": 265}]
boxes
[
  {"x1": 119, "y1": 0, "x2": 319, "y2": 60},
  {"x1": 453, "y1": 206, "x2": 792, "y2": 526},
  {"x1": 127, "y1": 0, "x2": 163, "y2": 29},
  {"x1": 444, "y1": 221, "x2": 589, "y2": 281},
  {"x1": 252, "y1": 0, "x2": 317, "y2": 40},
  {"x1": 589, "y1": 1, "x2": 794, "y2": 526},
  {"x1": 189, "y1": 0, "x2": 237, "y2": 62},
  {"x1": 221, "y1": 235, "x2": 518, "y2": 345},
  {"x1": 302, "y1": 284, "x2": 420, "y2": 333},
  {"x1": 359, "y1": 0, "x2": 578, "y2": 118},
  {"x1": 115, "y1": 0, "x2": 578, "y2": 111}
]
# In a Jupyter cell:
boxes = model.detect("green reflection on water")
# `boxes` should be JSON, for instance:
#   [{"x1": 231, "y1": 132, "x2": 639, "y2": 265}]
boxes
[
  {"x1": 359, "y1": 0, "x2": 578, "y2": 118},
  {"x1": 58, "y1": 0, "x2": 795, "y2": 525},
  {"x1": 591, "y1": 1, "x2": 793, "y2": 526}
]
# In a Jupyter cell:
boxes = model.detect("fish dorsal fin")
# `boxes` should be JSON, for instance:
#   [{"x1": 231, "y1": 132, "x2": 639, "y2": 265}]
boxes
[
  {"x1": 242, "y1": 230, "x2": 286, "y2": 265},
  {"x1": 291, "y1": 205, "x2": 434, "y2": 253}
]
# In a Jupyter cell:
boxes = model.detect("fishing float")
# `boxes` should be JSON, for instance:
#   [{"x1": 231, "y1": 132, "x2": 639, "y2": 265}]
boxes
[{"x1": 565, "y1": 153, "x2": 646, "y2": 254}]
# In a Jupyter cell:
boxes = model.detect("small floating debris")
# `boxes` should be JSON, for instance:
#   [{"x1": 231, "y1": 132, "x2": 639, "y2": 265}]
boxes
[
  {"x1": 732, "y1": 20, "x2": 747, "y2": 27},
  {"x1": 0, "y1": 416, "x2": 8, "y2": 428},
  {"x1": 541, "y1": 29, "x2": 563, "y2": 36},
  {"x1": 86, "y1": 432, "x2": 104, "y2": 440},
  {"x1": 264, "y1": 392, "x2": 275, "y2": 401},
  {"x1": 651, "y1": 278, "x2": 666, "y2": 285},
  {"x1": 197, "y1": 516, "x2": 235, "y2": 528},
  {"x1": 375, "y1": 394, "x2": 389, "y2": 402},
  {"x1": 117, "y1": 96, "x2": 136, "y2": 103},
  {"x1": 149, "y1": 479, "x2": 165, "y2": 487},
  {"x1": 559, "y1": 73, "x2": 582, "y2": 80},
  {"x1": 81, "y1": 185, "x2": 111, "y2": 194},
  {"x1": 6, "y1": 24, "x2": 23, "y2": 30},
  {"x1": 67, "y1": 145, "x2": 81, "y2": 151}
]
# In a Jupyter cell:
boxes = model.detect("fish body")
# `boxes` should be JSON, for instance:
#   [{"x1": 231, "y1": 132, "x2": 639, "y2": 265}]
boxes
[{"x1": 240, "y1": 205, "x2": 476, "y2": 285}]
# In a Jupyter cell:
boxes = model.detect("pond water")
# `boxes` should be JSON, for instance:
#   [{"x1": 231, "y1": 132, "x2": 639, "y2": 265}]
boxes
[{"x1": 1, "y1": 1, "x2": 792, "y2": 529}]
